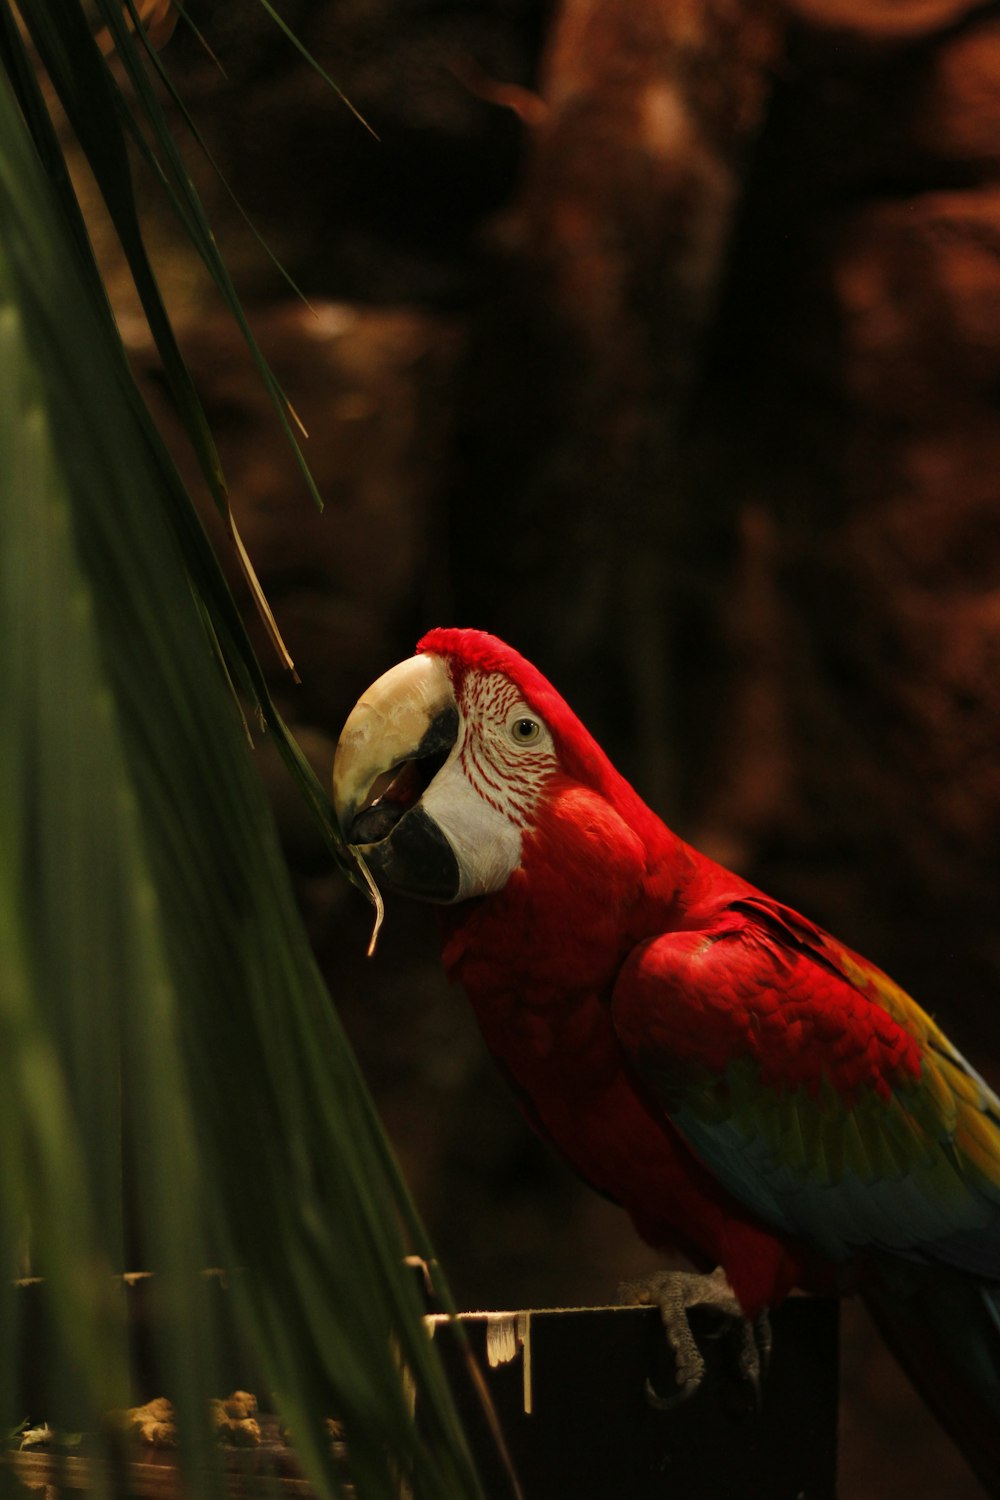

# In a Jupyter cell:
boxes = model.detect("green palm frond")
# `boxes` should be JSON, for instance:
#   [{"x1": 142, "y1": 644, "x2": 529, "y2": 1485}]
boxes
[{"x1": 0, "y1": 7, "x2": 484, "y2": 1498}]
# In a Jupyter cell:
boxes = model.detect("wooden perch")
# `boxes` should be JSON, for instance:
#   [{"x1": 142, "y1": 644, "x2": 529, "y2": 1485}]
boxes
[
  {"x1": 426, "y1": 1297, "x2": 838, "y2": 1500},
  {"x1": 4, "y1": 1274, "x2": 837, "y2": 1499}
]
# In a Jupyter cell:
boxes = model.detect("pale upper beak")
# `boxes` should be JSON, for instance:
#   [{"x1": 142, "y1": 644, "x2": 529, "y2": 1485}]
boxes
[{"x1": 332, "y1": 652, "x2": 461, "y2": 901}]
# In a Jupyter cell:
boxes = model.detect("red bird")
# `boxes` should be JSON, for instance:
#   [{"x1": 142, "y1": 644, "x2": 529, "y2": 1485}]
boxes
[{"x1": 333, "y1": 627, "x2": 1000, "y2": 1493}]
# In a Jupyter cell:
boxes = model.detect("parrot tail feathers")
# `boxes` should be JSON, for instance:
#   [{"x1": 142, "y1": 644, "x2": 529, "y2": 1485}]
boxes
[{"x1": 862, "y1": 1271, "x2": 1000, "y2": 1497}]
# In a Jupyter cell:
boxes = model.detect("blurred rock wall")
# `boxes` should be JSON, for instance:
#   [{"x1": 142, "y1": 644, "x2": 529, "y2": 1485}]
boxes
[{"x1": 96, "y1": 2, "x2": 1000, "y2": 1494}]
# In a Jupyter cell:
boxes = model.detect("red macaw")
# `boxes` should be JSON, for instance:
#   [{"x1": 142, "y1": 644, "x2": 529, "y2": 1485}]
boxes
[{"x1": 332, "y1": 627, "x2": 1000, "y2": 1493}]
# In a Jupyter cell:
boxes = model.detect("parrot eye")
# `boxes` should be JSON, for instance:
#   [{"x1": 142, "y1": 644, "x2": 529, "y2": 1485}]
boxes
[{"x1": 508, "y1": 715, "x2": 541, "y2": 745}]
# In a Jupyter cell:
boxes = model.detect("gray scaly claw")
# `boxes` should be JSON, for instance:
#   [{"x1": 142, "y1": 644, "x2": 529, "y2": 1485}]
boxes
[{"x1": 619, "y1": 1266, "x2": 772, "y2": 1410}]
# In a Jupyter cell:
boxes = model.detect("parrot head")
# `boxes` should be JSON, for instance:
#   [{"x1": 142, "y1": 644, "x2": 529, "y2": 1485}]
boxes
[{"x1": 332, "y1": 628, "x2": 627, "y2": 904}]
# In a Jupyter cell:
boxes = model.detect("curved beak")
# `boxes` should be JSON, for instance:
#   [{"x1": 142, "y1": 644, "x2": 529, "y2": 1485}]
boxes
[{"x1": 332, "y1": 653, "x2": 461, "y2": 901}]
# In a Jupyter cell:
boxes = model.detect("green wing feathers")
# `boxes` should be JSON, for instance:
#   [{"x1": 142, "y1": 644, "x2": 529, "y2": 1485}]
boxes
[{"x1": 612, "y1": 899, "x2": 1000, "y2": 1273}]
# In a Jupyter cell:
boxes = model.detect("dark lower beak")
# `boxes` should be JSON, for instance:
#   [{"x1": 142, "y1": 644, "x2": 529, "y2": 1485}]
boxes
[
  {"x1": 352, "y1": 803, "x2": 460, "y2": 903},
  {"x1": 337, "y1": 699, "x2": 461, "y2": 902}
]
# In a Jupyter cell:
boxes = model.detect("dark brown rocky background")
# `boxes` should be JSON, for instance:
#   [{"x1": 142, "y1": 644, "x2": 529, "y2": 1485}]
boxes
[{"x1": 96, "y1": 0, "x2": 1000, "y2": 1493}]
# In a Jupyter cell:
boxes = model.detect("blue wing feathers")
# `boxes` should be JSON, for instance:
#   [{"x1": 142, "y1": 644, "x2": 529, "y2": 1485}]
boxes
[{"x1": 612, "y1": 903, "x2": 1000, "y2": 1279}]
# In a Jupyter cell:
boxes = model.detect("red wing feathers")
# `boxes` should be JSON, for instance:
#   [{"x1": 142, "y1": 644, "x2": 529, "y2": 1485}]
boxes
[{"x1": 611, "y1": 897, "x2": 1000, "y2": 1276}]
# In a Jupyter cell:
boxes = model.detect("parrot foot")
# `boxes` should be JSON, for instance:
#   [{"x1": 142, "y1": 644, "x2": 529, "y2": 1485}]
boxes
[{"x1": 618, "y1": 1266, "x2": 771, "y2": 1410}]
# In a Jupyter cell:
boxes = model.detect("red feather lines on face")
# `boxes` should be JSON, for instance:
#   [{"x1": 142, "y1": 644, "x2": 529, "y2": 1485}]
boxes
[
  {"x1": 417, "y1": 627, "x2": 644, "y2": 820},
  {"x1": 457, "y1": 669, "x2": 557, "y2": 828}
]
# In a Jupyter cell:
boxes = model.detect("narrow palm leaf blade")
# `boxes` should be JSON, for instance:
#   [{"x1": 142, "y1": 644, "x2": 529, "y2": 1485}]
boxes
[{"x1": 0, "y1": 44, "x2": 484, "y2": 1500}]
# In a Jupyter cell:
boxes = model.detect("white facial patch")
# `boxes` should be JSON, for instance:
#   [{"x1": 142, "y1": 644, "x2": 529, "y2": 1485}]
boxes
[
  {"x1": 421, "y1": 755, "x2": 524, "y2": 899},
  {"x1": 419, "y1": 668, "x2": 559, "y2": 901}
]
